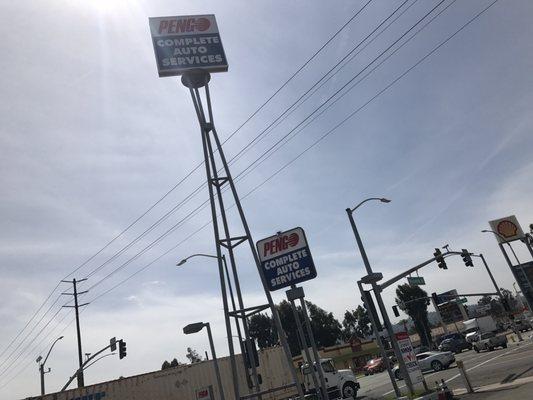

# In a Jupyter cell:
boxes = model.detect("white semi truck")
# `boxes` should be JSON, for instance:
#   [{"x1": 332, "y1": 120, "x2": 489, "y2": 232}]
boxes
[
  {"x1": 463, "y1": 316, "x2": 497, "y2": 342},
  {"x1": 300, "y1": 358, "x2": 360, "y2": 399}
]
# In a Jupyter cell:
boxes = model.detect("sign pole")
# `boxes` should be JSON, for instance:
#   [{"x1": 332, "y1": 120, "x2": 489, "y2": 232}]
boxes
[
  {"x1": 286, "y1": 292, "x2": 323, "y2": 400},
  {"x1": 179, "y1": 71, "x2": 304, "y2": 400},
  {"x1": 497, "y1": 243, "x2": 533, "y2": 312},
  {"x1": 297, "y1": 290, "x2": 329, "y2": 399}
]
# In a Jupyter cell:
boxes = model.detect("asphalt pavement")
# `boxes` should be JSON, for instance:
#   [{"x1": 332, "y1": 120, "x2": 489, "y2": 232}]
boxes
[{"x1": 356, "y1": 333, "x2": 533, "y2": 399}]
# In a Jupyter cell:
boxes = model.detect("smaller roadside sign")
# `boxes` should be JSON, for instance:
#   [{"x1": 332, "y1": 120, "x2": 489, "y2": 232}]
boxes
[
  {"x1": 407, "y1": 276, "x2": 425, "y2": 286},
  {"x1": 395, "y1": 332, "x2": 423, "y2": 384},
  {"x1": 256, "y1": 227, "x2": 317, "y2": 291},
  {"x1": 488, "y1": 215, "x2": 525, "y2": 243}
]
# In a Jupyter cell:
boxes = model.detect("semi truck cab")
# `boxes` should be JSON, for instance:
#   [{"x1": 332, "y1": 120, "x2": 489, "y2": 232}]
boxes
[{"x1": 301, "y1": 358, "x2": 359, "y2": 399}]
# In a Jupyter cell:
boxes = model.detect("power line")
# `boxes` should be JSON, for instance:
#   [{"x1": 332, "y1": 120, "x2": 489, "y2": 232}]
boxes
[
  {"x1": 83, "y1": 0, "x2": 500, "y2": 326},
  {"x1": 1, "y1": 3, "x2": 370, "y2": 362},
  {"x1": 1, "y1": 0, "x2": 499, "y2": 384},
  {"x1": 72, "y1": 0, "x2": 451, "y2": 297}
]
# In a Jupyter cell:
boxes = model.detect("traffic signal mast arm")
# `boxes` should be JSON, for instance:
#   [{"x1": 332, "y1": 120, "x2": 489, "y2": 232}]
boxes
[
  {"x1": 380, "y1": 251, "x2": 463, "y2": 291},
  {"x1": 61, "y1": 338, "x2": 124, "y2": 392}
]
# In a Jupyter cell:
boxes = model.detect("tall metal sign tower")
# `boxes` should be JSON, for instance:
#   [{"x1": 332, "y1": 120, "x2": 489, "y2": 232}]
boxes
[{"x1": 149, "y1": 15, "x2": 304, "y2": 400}]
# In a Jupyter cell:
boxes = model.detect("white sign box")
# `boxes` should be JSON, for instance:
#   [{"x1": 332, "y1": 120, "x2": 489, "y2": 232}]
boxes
[
  {"x1": 149, "y1": 14, "x2": 228, "y2": 77},
  {"x1": 488, "y1": 215, "x2": 525, "y2": 243}
]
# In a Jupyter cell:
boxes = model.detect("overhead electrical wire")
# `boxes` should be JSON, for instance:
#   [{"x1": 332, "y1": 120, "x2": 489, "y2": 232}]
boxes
[
  {"x1": 85, "y1": 0, "x2": 500, "y2": 313},
  {"x1": 0, "y1": 0, "x2": 453, "y2": 376},
  {"x1": 0, "y1": 0, "x2": 372, "y2": 366},
  {"x1": 1, "y1": 0, "x2": 501, "y2": 386}
]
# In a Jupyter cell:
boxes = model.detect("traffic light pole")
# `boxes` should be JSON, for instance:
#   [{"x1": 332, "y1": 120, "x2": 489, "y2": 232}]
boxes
[
  {"x1": 346, "y1": 209, "x2": 416, "y2": 396},
  {"x1": 357, "y1": 281, "x2": 401, "y2": 397},
  {"x1": 61, "y1": 339, "x2": 120, "y2": 391}
]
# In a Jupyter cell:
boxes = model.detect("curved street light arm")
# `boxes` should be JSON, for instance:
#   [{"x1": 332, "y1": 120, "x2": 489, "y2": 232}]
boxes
[
  {"x1": 177, "y1": 253, "x2": 219, "y2": 265},
  {"x1": 348, "y1": 197, "x2": 390, "y2": 213},
  {"x1": 42, "y1": 336, "x2": 64, "y2": 367}
]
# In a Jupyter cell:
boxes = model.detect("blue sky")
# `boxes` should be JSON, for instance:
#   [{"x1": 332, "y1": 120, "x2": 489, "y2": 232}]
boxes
[{"x1": 1, "y1": 0, "x2": 533, "y2": 398}]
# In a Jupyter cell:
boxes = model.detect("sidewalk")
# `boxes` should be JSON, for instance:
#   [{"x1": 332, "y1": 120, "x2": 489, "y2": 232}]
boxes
[{"x1": 453, "y1": 375, "x2": 533, "y2": 399}]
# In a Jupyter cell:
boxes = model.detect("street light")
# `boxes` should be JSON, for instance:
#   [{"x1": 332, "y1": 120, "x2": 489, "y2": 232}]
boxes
[
  {"x1": 346, "y1": 197, "x2": 410, "y2": 397},
  {"x1": 183, "y1": 322, "x2": 225, "y2": 400},
  {"x1": 177, "y1": 253, "x2": 244, "y2": 346},
  {"x1": 37, "y1": 336, "x2": 63, "y2": 395}
]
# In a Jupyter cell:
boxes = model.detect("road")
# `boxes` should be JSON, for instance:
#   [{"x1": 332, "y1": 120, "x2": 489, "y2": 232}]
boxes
[{"x1": 356, "y1": 334, "x2": 533, "y2": 399}]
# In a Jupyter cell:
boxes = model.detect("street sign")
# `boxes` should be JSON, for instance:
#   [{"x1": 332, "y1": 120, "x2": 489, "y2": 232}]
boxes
[
  {"x1": 488, "y1": 215, "x2": 525, "y2": 243},
  {"x1": 395, "y1": 332, "x2": 424, "y2": 384},
  {"x1": 458, "y1": 298, "x2": 468, "y2": 304},
  {"x1": 436, "y1": 289, "x2": 458, "y2": 305},
  {"x1": 149, "y1": 14, "x2": 228, "y2": 77},
  {"x1": 256, "y1": 227, "x2": 317, "y2": 291},
  {"x1": 407, "y1": 276, "x2": 425, "y2": 286}
]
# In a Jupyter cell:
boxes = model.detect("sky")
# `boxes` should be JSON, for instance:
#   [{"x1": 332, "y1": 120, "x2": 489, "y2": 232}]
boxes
[{"x1": 1, "y1": 0, "x2": 533, "y2": 398}]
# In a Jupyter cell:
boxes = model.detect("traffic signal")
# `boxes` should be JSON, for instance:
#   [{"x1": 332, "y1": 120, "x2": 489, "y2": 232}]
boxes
[
  {"x1": 110, "y1": 337, "x2": 117, "y2": 352},
  {"x1": 392, "y1": 305, "x2": 400, "y2": 317},
  {"x1": 461, "y1": 249, "x2": 474, "y2": 267},
  {"x1": 242, "y1": 339, "x2": 259, "y2": 368},
  {"x1": 431, "y1": 292, "x2": 440, "y2": 306},
  {"x1": 361, "y1": 290, "x2": 382, "y2": 331},
  {"x1": 434, "y1": 248, "x2": 447, "y2": 269},
  {"x1": 118, "y1": 340, "x2": 127, "y2": 359}
]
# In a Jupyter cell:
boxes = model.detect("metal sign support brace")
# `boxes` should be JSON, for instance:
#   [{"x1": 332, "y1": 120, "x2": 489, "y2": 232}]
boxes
[{"x1": 181, "y1": 69, "x2": 304, "y2": 400}]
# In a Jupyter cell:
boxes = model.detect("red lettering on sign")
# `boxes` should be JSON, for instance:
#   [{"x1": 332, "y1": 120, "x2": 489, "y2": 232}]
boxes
[
  {"x1": 158, "y1": 20, "x2": 168, "y2": 34},
  {"x1": 158, "y1": 18, "x2": 211, "y2": 34},
  {"x1": 262, "y1": 233, "x2": 300, "y2": 257}
]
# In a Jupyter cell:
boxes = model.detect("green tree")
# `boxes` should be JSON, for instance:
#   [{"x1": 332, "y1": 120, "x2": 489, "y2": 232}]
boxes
[
  {"x1": 276, "y1": 300, "x2": 301, "y2": 356},
  {"x1": 249, "y1": 300, "x2": 343, "y2": 357},
  {"x1": 186, "y1": 347, "x2": 202, "y2": 363},
  {"x1": 161, "y1": 360, "x2": 171, "y2": 370},
  {"x1": 342, "y1": 306, "x2": 371, "y2": 340},
  {"x1": 395, "y1": 284, "x2": 432, "y2": 347},
  {"x1": 249, "y1": 313, "x2": 278, "y2": 349},
  {"x1": 306, "y1": 301, "x2": 342, "y2": 348}
]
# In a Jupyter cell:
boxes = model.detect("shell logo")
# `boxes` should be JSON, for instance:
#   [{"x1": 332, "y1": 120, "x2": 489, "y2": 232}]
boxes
[{"x1": 497, "y1": 220, "x2": 518, "y2": 238}]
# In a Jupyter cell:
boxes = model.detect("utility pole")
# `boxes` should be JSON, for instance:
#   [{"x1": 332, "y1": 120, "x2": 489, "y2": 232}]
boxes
[{"x1": 61, "y1": 278, "x2": 89, "y2": 388}]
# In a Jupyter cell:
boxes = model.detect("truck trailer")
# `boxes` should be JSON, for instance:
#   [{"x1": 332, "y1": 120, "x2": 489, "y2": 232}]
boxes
[{"x1": 25, "y1": 347, "x2": 298, "y2": 400}]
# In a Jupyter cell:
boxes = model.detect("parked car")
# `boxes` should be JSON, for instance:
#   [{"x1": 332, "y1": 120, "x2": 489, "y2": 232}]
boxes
[
  {"x1": 393, "y1": 351, "x2": 455, "y2": 380},
  {"x1": 512, "y1": 319, "x2": 532, "y2": 332},
  {"x1": 473, "y1": 332, "x2": 508, "y2": 352},
  {"x1": 362, "y1": 358, "x2": 385, "y2": 375},
  {"x1": 438, "y1": 337, "x2": 472, "y2": 354},
  {"x1": 413, "y1": 345, "x2": 430, "y2": 355},
  {"x1": 438, "y1": 332, "x2": 465, "y2": 344}
]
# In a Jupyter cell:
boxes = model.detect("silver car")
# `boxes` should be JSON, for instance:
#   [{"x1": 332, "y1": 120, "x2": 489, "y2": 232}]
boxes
[{"x1": 393, "y1": 351, "x2": 455, "y2": 380}]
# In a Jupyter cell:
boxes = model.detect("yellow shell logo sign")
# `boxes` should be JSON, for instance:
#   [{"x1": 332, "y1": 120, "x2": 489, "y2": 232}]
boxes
[{"x1": 497, "y1": 220, "x2": 518, "y2": 238}]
